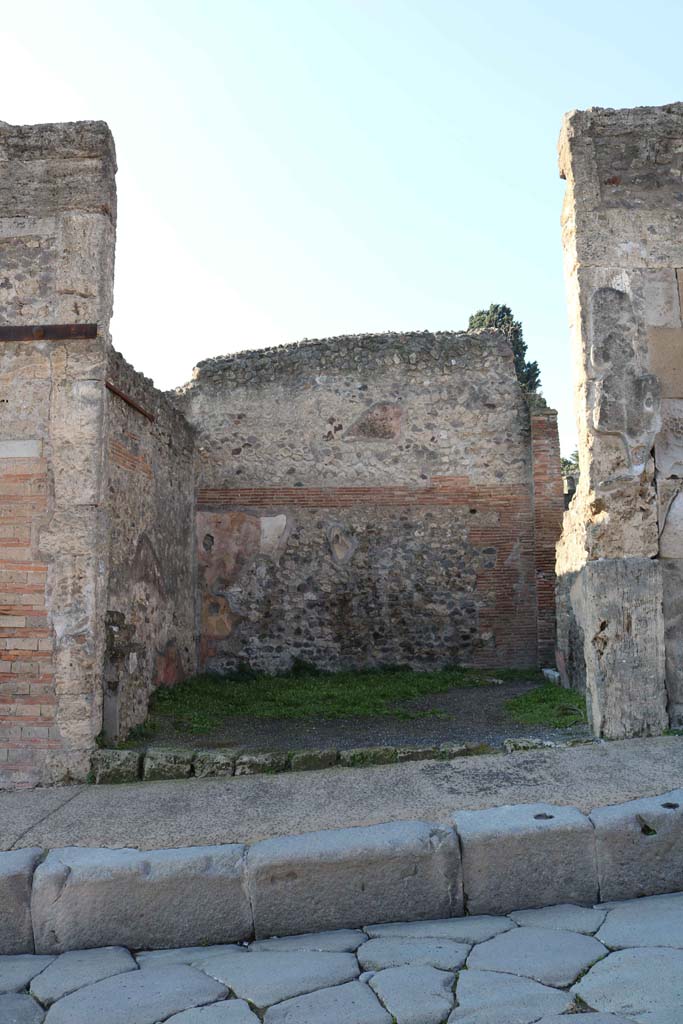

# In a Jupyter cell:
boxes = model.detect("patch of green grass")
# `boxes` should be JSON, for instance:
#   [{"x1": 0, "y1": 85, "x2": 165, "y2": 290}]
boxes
[
  {"x1": 505, "y1": 683, "x2": 587, "y2": 729},
  {"x1": 136, "y1": 664, "x2": 545, "y2": 735}
]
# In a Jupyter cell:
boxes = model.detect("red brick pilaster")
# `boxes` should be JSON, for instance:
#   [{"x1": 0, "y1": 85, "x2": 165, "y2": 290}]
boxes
[{"x1": 530, "y1": 411, "x2": 565, "y2": 667}]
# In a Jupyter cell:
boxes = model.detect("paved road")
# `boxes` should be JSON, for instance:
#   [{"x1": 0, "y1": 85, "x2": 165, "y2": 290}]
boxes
[
  {"x1": 2, "y1": 891, "x2": 681, "y2": 1022},
  {"x1": 2, "y1": 736, "x2": 683, "y2": 851}
]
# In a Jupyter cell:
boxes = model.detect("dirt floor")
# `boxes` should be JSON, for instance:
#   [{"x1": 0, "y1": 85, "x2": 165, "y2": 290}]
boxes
[{"x1": 137, "y1": 679, "x2": 589, "y2": 753}]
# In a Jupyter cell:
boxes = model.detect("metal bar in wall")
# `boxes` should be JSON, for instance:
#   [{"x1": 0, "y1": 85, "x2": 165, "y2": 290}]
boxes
[
  {"x1": 105, "y1": 381, "x2": 156, "y2": 423},
  {"x1": 0, "y1": 324, "x2": 98, "y2": 342}
]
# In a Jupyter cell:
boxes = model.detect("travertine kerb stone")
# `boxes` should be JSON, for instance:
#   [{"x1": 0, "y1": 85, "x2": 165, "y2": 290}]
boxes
[
  {"x1": 247, "y1": 820, "x2": 462, "y2": 939},
  {"x1": 0, "y1": 848, "x2": 43, "y2": 954},
  {"x1": 569, "y1": 558, "x2": 668, "y2": 739},
  {"x1": 31, "y1": 844, "x2": 252, "y2": 953},
  {"x1": 452, "y1": 803, "x2": 598, "y2": 915},
  {"x1": 589, "y1": 788, "x2": 683, "y2": 902}
]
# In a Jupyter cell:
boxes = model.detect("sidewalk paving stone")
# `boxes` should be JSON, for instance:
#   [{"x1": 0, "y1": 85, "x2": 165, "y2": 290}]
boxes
[
  {"x1": 466, "y1": 924, "x2": 606, "y2": 986},
  {"x1": 358, "y1": 937, "x2": 469, "y2": 971},
  {"x1": 195, "y1": 950, "x2": 359, "y2": 1011},
  {"x1": 263, "y1": 980, "x2": 391, "y2": 1024},
  {"x1": 369, "y1": 964, "x2": 455, "y2": 1024}
]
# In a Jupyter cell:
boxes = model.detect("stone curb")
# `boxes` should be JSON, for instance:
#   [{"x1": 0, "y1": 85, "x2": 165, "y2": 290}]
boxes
[
  {"x1": 1, "y1": 789, "x2": 680, "y2": 955},
  {"x1": 90, "y1": 738, "x2": 577, "y2": 784}
]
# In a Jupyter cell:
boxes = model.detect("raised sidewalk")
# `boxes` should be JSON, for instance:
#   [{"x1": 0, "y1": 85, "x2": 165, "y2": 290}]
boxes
[{"x1": 2, "y1": 736, "x2": 683, "y2": 852}]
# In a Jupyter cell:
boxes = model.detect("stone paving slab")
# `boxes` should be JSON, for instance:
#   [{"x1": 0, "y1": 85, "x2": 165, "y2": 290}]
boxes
[
  {"x1": 136, "y1": 945, "x2": 247, "y2": 968},
  {"x1": 196, "y1": 951, "x2": 359, "y2": 1011},
  {"x1": 263, "y1": 980, "x2": 391, "y2": 1023},
  {"x1": 596, "y1": 891, "x2": 683, "y2": 949},
  {"x1": 3, "y1": 737, "x2": 682, "y2": 851},
  {"x1": 0, "y1": 955, "x2": 54, "y2": 994},
  {"x1": 29, "y1": 947, "x2": 136, "y2": 1006},
  {"x1": 249, "y1": 929, "x2": 366, "y2": 953},
  {"x1": 358, "y1": 937, "x2": 469, "y2": 971},
  {"x1": 0, "y1": 892, "x2": 679, "y2": 1022},
  {"x1": 369, "y1": 964, "x2": 455, "y2": 1024},
  {"x1": 571, "y1": 946, "x2": 683, "y2": 1018},
  {"x1": 508, "y1": 902, "x2": 606, "y2": 934},
  {"x1": 466, "y1": 925, "x2": 607, "y2": 986},
  {"x1": 0, "y1": 991, "x2": 45, "y2": 1023},
  {"x1": 43, "y1": 964, "x2": 228, "y2": 1024},
  {"x1": 166, "y1": 1002, "x2": 260, "y2": 1023},
  {"x1": 449, "y1": 968, "x2": 574, "y2": 1023},
  {"x1": 363, "y1": 916, "x2": 513, "y2": 943}
]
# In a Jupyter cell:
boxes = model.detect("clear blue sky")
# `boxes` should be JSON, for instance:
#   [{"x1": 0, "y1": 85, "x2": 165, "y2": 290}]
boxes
[{"x1": 4, "y1": 1, "x2": 683, "y2": 453}]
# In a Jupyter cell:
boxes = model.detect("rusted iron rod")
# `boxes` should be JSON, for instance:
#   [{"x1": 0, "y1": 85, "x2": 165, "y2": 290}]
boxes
[
  {"x1": 105, "y1": 381, "x2": 155, "y2": 423},
  {"x1": 0, "y1": 323, "x2": 98, "y2": 341}
]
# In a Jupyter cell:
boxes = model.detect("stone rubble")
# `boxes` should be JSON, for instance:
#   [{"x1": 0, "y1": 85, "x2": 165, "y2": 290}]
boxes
[{"x1": 0, "y1": 894, "x2": 678, "y2": 1022}]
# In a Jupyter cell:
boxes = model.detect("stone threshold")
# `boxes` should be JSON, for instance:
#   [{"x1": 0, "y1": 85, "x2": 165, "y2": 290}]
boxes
[
  {"x1": 90, "y1": 737, "x2": 579, "y2": 784},
  {"x1": 2, "y1": 787, "x2": 681, "y2": 956}
]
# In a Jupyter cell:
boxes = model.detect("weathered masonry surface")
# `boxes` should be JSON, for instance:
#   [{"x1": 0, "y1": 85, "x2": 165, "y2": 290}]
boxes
[
  {"x1": 177, "y1": 335, "x2": 562, "y2": 675},
  {"x1": 556, "y1": 102, "x2": 683, "y2": 737},
  {"x1": 0, "y1": 120, "x2": 562, "y2": 789}
]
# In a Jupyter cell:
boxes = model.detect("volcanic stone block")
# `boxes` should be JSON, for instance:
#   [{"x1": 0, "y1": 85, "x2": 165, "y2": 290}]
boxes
[
  {"x1": 31, "y1": 844, "x2": 252, "y2": 953},
  {"x1": 247, "y1": 820, "x2": 462, "y2": 938},
  {"x1": 0, "y1": 848, "x2": 43, "y2": 954},
  {"x1": 452, "y1": 803, "x2": 598, "y2": 914},
  {"x1": 142, "y1": 749, "x2": 194, "y2": 781},
  {"x1": 90, "y1": 749, "x2": 141, "y2": 784},
  {"x1": 589, "y1": 789, "x2": 683, "y2": 901}
]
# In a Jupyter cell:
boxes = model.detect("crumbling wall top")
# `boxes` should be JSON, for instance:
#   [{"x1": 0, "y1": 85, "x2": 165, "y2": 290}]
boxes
[{"x1": 179, "y1": 328, "x2": 520, "y2": 392}]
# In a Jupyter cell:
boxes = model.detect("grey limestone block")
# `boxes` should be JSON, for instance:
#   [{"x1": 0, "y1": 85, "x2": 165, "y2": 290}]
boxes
[
  {"x1": 452, "y1": 802, "x2": 598, "y2": 914},
  {"x1": 248, "y1": 820, "x2": 463, "y2": 938},
  {"x1": 90, "y1": 749, "x2": 141, "y2": 784},
  {"x1": 589, "y1": 788, "x2": 683, "y2": 901},
  {"x1": 0, "y1": 848, "x2": 43, "y2": 954},
  {"x1": 31, "y1": 844, "x2": 252, "y2": 954}
]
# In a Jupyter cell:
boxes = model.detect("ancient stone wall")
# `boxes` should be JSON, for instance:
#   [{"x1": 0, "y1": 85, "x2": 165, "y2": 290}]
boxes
[
  {"x1": 177, "y1": 331, "x2": 562, "y2": 674},
  {"x1": 0, "y1": 122, "x2": 116, "y2": 787},
  {"x1": 0, "y1": 122, "x2": 196, "y2": 787},
  {"x1": 556, "y1": 103, "x2": 683, "y2": 736},
  {"x1": 102, "y1": 351, "x2": 196, "y2": 742}
]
